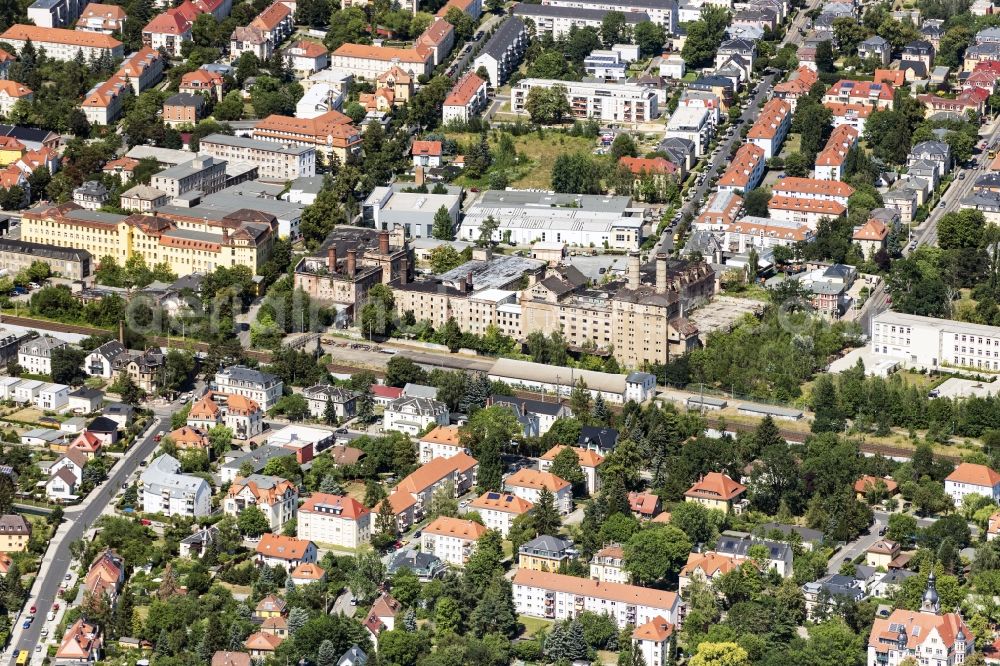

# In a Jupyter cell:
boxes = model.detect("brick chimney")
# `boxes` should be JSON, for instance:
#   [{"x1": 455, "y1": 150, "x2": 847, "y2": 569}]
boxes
[
  {"x1": 379, "y1": 231, "x2": 390, "y2": 255},
  {"x1": 656, "y1": 252, "x2": 668, "y2": 293},
  {"x1": 347, "y1": 249, "x2": 357, "y2": 278},
  {"x1": 327, "y1": 247, "x2": 337, "y2": 273},
  {"x1": 399, "y1": 258, "x2": 408, "y2": 285},
  {"x1": 466, "y1": 271, "x2": 473, "y2": 292},
  {"x1": 627, "y1": 251, "x2": 640, "y2": 290}
]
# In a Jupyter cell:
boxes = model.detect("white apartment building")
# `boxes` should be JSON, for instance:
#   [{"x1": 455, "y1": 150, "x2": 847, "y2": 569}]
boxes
[
  {"x1": 36, "y1": 383, "x2": 69, "y2": 410},
  {"x1": 542, "y1": 0, "x2": 677, "y2": 32},
  {"x1": 150, "y1": 156, "x2": 227, "y2": 197},
  {"x1": 214, "y1": 366, "x2": 283, "y2": 412},
  {"x1": 469, "y1": 491, "x2": 533, "y2": 537},
  {"x1": 513, "y1": 569, "x2": 680, "y2": 629},
  {"x1": 199, "y1": 134, "x2": 315, "y2": 181},
  {"x1": 870, "y1": 310, "x2": 1000, "y2": 371},
  {"x1": 504, "y1": 469, "x2": 574, "y2": 514},
  {"x1": 28, "y1": 0, "x2": 82, "y2": 28},
  {"x1": 633, "y1": 617, "x2": 675, "y2": 666},
  {"x1": 539, "y1": 445, "x2": 604, "y2": 495},
  {"x1": 590, "y1": 544, "x2": 629, "y2": 583},
  {"x1": 664, "y1": 106, "x2": 712, "y2": 156},
  {"x1": 945, "y1": 463, "x2": 1000, "y2": 504},
  {"x1": 514, "y1": 4, "x2": 649, "y2": 39},
  {"x1": 0, "y1": 24, "x2": 122, "y2": 60},
  {"x1": 442, "y1": 72, "x2": 488, "y2": 124},
  {"x1": 512, "y1": 78, "x2": 659, "y2": 123},
  {"x1": 420, "y1": 516, "x2": 486, "y2": 566},
  {"x1": 223, "y1": 474, "x2": 298, "y2": 531},
  {"x1": 297, "y1": 493, "x2": 371, "y2": 549},
  {"x1": 721, "y1": 216, "x2": 814, "y2": 253},
  {"x1": 141, "y1": 454, "x2": 211, "y2": 517},
  {"x1": 18, "y1": 334, "x2": 68, "y2": 376},
  {"x1": 383, "y1": 396, "x2": 449, "y2": 436},
  {"x1": 418, "y1": 425, "x2": 465, "y2": 464}
]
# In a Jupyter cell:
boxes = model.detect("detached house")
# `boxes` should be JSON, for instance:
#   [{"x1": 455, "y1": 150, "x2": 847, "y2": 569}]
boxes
[
  {"x1": 56, "y1": 619, "x2": 103, "y2": 664},
  {"x1": 19, "y1": 334, "x2": 67, "y2": 376},
  {"x1": 84, "y1": 548, "x2": 125, "y2": 604},
  {"x1": 255, "y1": 533, "x2": 317, "y2": 571},
  {"x1": 859, "y1": 36, "x2": 891, "y2": 66},
  {"x1": 215, "y1": 366, "x2": 283, "y2": 411},
  {"x1": 302, "y1": 384, "x2": 358, "y2": 422},
  {"x1": 85, "y1": 340, "x2": 127, "y2": 378},
  {"x1": 684, "y1": 472, "x2": 747, "y2": 513},
  {"x1": 382, "y1": 396, "x2": 449, "y2": 436},
  {"x1": 224, "y1": 475, "x2": 298, "y2": 531},
  {"x1": 488, "y1": 395, "x2": 573, "y2": 437},
  {"x1": 187, "y1": 392, "x2": 263, "y2": 440}
]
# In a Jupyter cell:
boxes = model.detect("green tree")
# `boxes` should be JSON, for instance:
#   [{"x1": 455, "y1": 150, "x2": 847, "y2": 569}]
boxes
[
  {"x1": 431, "y1": 205, "x2": 455, "y2": 241},
  {"x1": 550, "y1": 447, "x2": 587, "y2": 495},
  {"x1": 428, "y1": 245, "x2": 465, "y2": 274},
  {"x1": 50, "y1": 346, "x2": 87, "y2": 385},
  {"x1": 689, "y1": 642, "x2": 750, "y2": 666},
  {"x1": 634, "y1": 21, "x2": 666, "y2": 57},
  {"x1": 236, "y1": 505, "x2": 270, "y2": 537},
  {"x1": 524, "y1": 85, "x2": 572, "y2": 124},
  {"x1": 461, "y1": 406, "x2": 521, "y2": 491},
  {"x1": 623, "y1": 525, "x2": 693, "y2": 585},
  {"x1": 743, "y1": 188, "x2": 771, "y2": 217}
]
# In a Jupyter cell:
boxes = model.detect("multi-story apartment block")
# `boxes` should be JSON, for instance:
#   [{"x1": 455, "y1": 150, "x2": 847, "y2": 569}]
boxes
[
  {"x1": 330, "y1": 43, "x2": 433, "y2": 81},
  {"x1": 720, "y1": 216, "x2": 814, "y2": 254},
  {"x1": 472, "y1": 18, "x2": 527, "y2": 86},
  {"x1": 519, "y1": 535, "x2": 576, "y2": 571},
  {"x1": 420, "y1": 516, "x2": 486, "y2": 566},
  {"x1": 27, "y1": 0, "x2": 82, "y2": 28},
  {"x1": 541, "y1": 0, "x2": 677, "y2": 32},
  {"x1": 539, "y1": 445, "x2": 604, "y2": 495},
  {"x1": 76, "y1": 3, "x2": 125, "y2": 32},
  {"x1": 633, "y1": 616, "x2": 675, "y2": 666},
  {"x1": 142, "y1": 9, "x2": 191, "y2": 56},
  {"x1": 824, "y1": 79, "x2": 895, "y2": 110},
  {"x1": 302, "y1": 384, "x2": 358, "y2": 422},
  {"x1": 151, "y1": 156, "x2": 227, "y2": 197},
  {"x1": 383, "y1": 396, "x2": 449, "y2": 435},
  {"x1": 815, "y1": 124, "x2": 859, "y2": 181},
  {"x1": 214, "y1": 366, "x2": 283, "y2": 411},
  {"x1": 297, "y1": 493, "x2": 371, "y2": 549},
  {"x1": 180, "y1": 68, "x2": 224, "y2": 101},
  {"x1": 718, "y1": 143, "x2": 765, "y2": 193},
  {"x1": 0, "y1": 24, "x2": 121, "y2": 60},
  {"x1": 513, "y1": 569, "x2": 680, "y2": 629},
  {"x1": 199, "y1": 134, "x2": 315, "y2": 180},
  {"x1": 469, "y1": 491, "x2": 532, "y2": 537},
  {"x1": 418, "y1": 425, "x2": 465, "y2": 463},
  {"x1": 772, "y1": 66, "x2": 818, "y2": 111},
  {"x1": 945, "y1": 463, "x2": 1000, "y2": 504},
  {"x1": 293, "y1": 227, "x2": 412, "y2": 318},
  {"x1": 747, "y1": 98, "x2": 791, "y2": 159},
  {"x1": 187, "y1": 391, "x2": 263, "y2": 440},
  {"x1": 20, "y1": 203, "x2": 277, "y2": 275},
  {"x1": 379, "y1": 453, "x2": 478, "y2": 531},
  {"x1": 513, "y1": 4, "x2": 648, "y2": 39},
  {"x1": 140, "y1": 454, "x2": 211, "y2": 517},
  {"x1": 442, "y1": 72, "x2": 488, "y2": 124},
  {"x1": 224, "y1": 474, "x2": 298, "y2": 530},
  {"x1": 251, "y1": 110, "x2": 361, "y2": 165},
  {"x1": 771, "y1": 177, "x2": 854, "y2": 206},
  {"x1": 664, "y1": 106, "x2": 710, "y2": 154},
  {"x1": 0, "y1": 81, "x2": 32, "y2": 117},
  {"x1": 768, "y1": 195, "x2": 847, "y2": 229},
  {"x1": 162, "y1": 92, "x2": 203, "y2": 127},
  {"x1": 513, "y1": 78, "x2": 658, "y2": 123}
]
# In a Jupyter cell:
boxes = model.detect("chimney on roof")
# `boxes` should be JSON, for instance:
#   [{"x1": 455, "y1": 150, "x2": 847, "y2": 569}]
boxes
[
  {"x1": 399, "y1": 258, "x2": 408, "y2": 285},
  {"x1": 459, "y1": 277, "x2": 467, "y2": 292},
  {"x1": 347, "y1": 249, "x2": 357, "y2": 278},
  {"x1": 119, "y1": 320, "x2": 125, "y2": 345},
  {"x1": 327, "y1": 247, "x2": 337, "y2": 273},
  {"x1": 466, "y1": 271, "x2": 473, "y2": 292},
  {"x1": 656, "y1": 252, "x2": 668, "y2": 293},
  {"x1": 379, "y1": 231, "x2": 390, "y2": 255},
  {"x1": 628, "y1": 251, "x2": 640, "y2": 290}
]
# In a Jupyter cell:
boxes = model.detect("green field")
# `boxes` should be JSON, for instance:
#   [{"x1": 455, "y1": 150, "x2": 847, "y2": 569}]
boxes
[{"x1": 444, "y1": 131, "x2": 599, "y2": 190}]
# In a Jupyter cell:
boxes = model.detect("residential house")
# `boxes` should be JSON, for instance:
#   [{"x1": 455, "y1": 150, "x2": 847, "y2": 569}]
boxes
[
  {"x1": 215, "y1": 366, "x2": 283, "y2": 411},
  {"x1": 302, "y1": 384, "x2": 358, "y2": 422},
  {"x1": 297, "y1": 493, "x2": 371, "y2": 549},
  {"x1": 56, "y1": 619, "x2": 103, "y2": 664},
  {"x1": 0, "y1": 514, "x2": 30, "y2": 552},
  {"x1": 867, "y1": 539, "x2": 901, "y2": 568},
  {"x1": 420, "y1": 516, "x2": 486, "y2": 566},
  {"x1": 76, "y1": 3, "x2": 126, "y2": 33},
  {"x1": 84, "y1": 548, "x2": 125, "y2": 603},
  {"x1": 772, "y1": 66, "x2": 818, "y2": 111},
  {"x1": 255, "y1": 533, "x2": 318, "y2": 571},
  {"x1": 468, "y1": 490, "x2": 532, "y2": 537},
  {"x1": 632, "y1": 616, "x2": 675, "y2": 666},
  {"x1": 180, "y1": 69, "x2": 224, "y2": 101},
  {"x1": 488, "y1": 395, "x2": 573, "y2": 438},
  {"x1": 679, "y1": 551, "x2": 747, "y2": 594},
  {"x1": 628, "y1": 491, "x2": 662, "y2": 520},
  {"x1": 859, "y1": 36, "x2": 891, "y2": 66},
  {"x1": 85, "y1": 340, "x2": 127, "y2": 378},
  {"x1": 245, "y1": 632, "x2": 283, "y2": 661},
  {"x1": 290, "y1": 562, "x2": 326, "y2": 586},
  {"x1": 747, "y1": 97, "x2": 791, "y2": 159},
  {"x1": 224, "y1": 475, "x2": 298, "y2": 531},
  {"x1": 504, "y1": 468, "x2": 573, "y2": 514},
  {"x1": 18, "y1": 334, "x2": 67, "y2": 376},
  {"x1": 853, "y1": 219, "x2": 889, "y2": 258},
  {"x1": 187, "y1": 392, "x2": 263, "y2": 440},
  {"x1": 382, "y1": 396, "x2": 449, "y2": 436},
  {"x1": 518, "y1": 535, "x2": 575, "y2": 572},
  {"x1": 442, "y1": 72, "x2": 488, "y2": 124},
  {"x1": 909, "y1": 140, "x2": 952, "y2": 179},
  {"x1": 386, "y1": 549, "x2": 446, "y2": 581},
  {"x1": 684, "y1": 472, "x2": 747, "y2": 513},
  {"x1": 714, "y1": 531, "x2": 793, "y2": 577},
  {"x1": 363, "y1": 593, "x2": 400, "y2": 646},
  {"x1": 471, "y1": 17, "x2": 527, "y2": 87},
  {"x1": 283, "y1": 40, "x2": 328, "y2": 74},
  {"x1": 162, "y1": 92, "x2": 203, "y2": 128},
  {"x1": 718, "y1": 143, "x2": 765, "y2": 193},
  {"x1": 538, "y1": 445, "x2": 604, "y2": 495},
  {"x1": 411, "y1": 140, "x2": 442, "y2": 168},
  {"x1": 590, "y1": 544, "x2": 628, "y2": 583},
  {"x1": 577, "y1": 426, "x2": 619, "y2": 455}
]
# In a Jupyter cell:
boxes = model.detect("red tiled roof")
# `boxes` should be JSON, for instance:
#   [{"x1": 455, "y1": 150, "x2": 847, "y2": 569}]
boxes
[
  {"x1": 684, "y1": 472, "x2": 746, "y2": 501},
  {"x1": 445, "y1": 71, "x2": 485, "y2": 107},
  {"x1": 946, "y1": 462, "x2": 1000, "y2": 487}
]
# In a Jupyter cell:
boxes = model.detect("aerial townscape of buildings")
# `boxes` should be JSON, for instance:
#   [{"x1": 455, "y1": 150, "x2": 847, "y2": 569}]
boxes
[{"x1": 2, "y1": 0, "x2": 1000, "y2": 662}]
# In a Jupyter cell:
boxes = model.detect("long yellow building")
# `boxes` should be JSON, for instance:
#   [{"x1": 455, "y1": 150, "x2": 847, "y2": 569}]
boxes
[{"x1": 20, "y1": 203, "x2": 276, "y2": 275}]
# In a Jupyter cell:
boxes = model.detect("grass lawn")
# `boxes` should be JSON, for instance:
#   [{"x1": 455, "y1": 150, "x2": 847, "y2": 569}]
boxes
[
  {"x1": 343, "y1": 480, "x2": 367, "y2": 503},
  {"x1": 8, "y1": 407, "x2": 45, "y2": 424},
  {"x1": 444, "y1": 130, "x2": 599, "y2": 190},
  {"x1": 779, "y1": 133, "x2": 802, "y2": 158},
  {"x1": 518, "y1": 615, "x2": 553, "y2": 637}
]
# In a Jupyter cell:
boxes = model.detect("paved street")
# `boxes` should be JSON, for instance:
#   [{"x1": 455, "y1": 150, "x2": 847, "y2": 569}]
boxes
[{"x1": 7, "y1": 410, "x2": 172, "y2": 662}]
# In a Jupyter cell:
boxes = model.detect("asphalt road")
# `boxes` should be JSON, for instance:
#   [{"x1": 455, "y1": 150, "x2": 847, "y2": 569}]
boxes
[
  {"x1": 658, "y1": 0, "x2": 821, "y2": 253},
  {"x1": 449, "y1": 12, "x2": 505, "y2": 82},
  {"x1": 9, "y1": 414, "x2": 171, "y2": 661}
]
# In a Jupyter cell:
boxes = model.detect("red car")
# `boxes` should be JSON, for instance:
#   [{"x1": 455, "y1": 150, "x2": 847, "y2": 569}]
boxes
[
  {"x1": 52, "y1": 603, "x2": 59, "y2": 611},
  {"x1": 140, "y1": 518, "x2": 152, "y2": 526},
  {"x1": 29, "y1": 605, "x2": 36, "y2": 615},
  {"x1": 153, "y1": 434, "x2": 162, "y2": 442}
]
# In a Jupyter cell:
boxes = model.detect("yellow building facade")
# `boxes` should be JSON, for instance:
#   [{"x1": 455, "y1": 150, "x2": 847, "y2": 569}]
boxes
[{"x1": 20, "y1": 203, "x2": 275, "y2": 274}]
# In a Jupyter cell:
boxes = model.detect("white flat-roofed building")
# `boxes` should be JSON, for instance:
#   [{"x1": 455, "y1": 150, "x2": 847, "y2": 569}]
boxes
[
  {"x1": 198, "y1": 134, "x2": 315, "y2": 181},
  {"x1": 512, "y1": 78, "x2": 659, "y2": 123},
  {"x1": 513, "y1": 4, "x2": 649, "y2": 39},
  {"x1": 584, "y1": 50, "x2": 628, "y2": 79},
  {"x1": 458, "y1": 189, "x2": 645, "y2": 250},
  {"x1": 541, "y1": 0, "x2": 677, "y2": 32},
  {"x1": 513, "y1": 569, "x2": 680, "y2": 629},
  {"x1": 362, "y1": 185, "x2": 461, "y2": 238},
  {"x1": 295, "y1": 84, "x2": 344, "y2": 120},
  {"x1": 871, "y1": 310, "x2": 1000, "y2": 372},
  {"x1": 665, "y1": 106, "x2": 712, "y2": 156}
]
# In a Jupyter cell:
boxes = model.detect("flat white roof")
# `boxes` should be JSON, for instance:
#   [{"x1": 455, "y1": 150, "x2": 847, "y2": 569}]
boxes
[
  {"x1": 268, "y1": 424, "x2": 335, "y2": 448},
  {"x1": 471, "y1": 288, "x2": 516, "y2": 303},
  {"x1": 874, "y1": 310, "x2": 1000, "y2": 338}
]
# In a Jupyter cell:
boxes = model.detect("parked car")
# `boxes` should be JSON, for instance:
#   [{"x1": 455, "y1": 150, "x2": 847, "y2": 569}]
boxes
[{"x1": 22, "y1": 619, "x2": 31, "y2": 629}]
